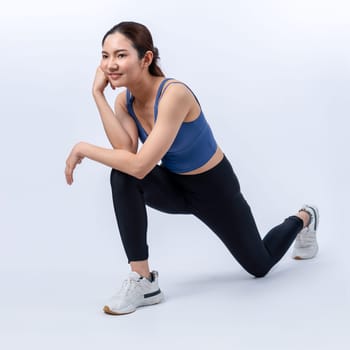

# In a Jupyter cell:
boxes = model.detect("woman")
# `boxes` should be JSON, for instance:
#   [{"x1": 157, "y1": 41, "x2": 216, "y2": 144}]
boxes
[{"x1": 65, "y1": 21, "x2": 320, "y2": 315}]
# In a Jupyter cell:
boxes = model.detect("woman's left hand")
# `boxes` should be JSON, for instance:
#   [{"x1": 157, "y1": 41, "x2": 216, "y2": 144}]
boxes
[{"x1": 65, "y1": 142, "x2": 85, "y2": 185}]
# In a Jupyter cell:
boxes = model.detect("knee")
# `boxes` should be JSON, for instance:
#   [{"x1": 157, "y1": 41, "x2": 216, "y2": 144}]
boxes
[
  {"x1": 110, "y1": 168, "x2": 137, "y2": 191},
  {"x1": 252, "y1": 270, "x2": 269, "y2": 278},
  {"x1": 247, "y1": 265, "x2": 270, "y2": 278}
]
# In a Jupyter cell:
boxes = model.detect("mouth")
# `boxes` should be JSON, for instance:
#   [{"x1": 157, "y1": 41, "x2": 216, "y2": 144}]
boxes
[{"x1": 108, "y1": 73, "x2": 122, "y2": 80}]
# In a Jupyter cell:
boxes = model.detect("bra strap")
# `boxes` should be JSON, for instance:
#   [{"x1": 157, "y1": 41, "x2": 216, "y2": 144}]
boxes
[
  {"x1": 153, "y1": 78, "x2": 173, "y2": 119},
  {"x1": 154, "y1": 80, "x2": 202, "y2": 119}
]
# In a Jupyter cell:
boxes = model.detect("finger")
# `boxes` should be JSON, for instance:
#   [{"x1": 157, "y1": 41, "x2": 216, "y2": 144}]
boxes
[
  {"x1": 66, "y1": 172, "x2": 73, "y2": 185},
  {"x1": 65, "y1": 166, "x2": 73, "y2": 185},
  {"x1": 65, "y1": 171, "x2": 71, "y2": 185}
]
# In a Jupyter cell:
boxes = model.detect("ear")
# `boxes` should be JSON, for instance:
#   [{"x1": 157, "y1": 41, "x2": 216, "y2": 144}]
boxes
[{"x1": 142, "y1": 50, "x2": 154, "y2": 68}]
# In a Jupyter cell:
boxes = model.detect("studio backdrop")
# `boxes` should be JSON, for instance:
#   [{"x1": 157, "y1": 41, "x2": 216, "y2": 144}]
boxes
[{"x1": 0, "y1": 0, "x2": 348, "y2": 274}]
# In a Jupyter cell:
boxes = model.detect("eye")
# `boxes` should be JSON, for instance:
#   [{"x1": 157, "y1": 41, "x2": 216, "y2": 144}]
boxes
[
  {"x1": 117, "y1": 54, "x2": 126, "y2": 58},
  {"x1": 102, "y1": 54, "x2": 108, "y2": 59}
]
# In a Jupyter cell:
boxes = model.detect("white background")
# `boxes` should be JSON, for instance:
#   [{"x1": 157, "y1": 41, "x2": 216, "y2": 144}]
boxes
[{"x1": 0, "y1": 0, "x2": 349, "y2": 349}]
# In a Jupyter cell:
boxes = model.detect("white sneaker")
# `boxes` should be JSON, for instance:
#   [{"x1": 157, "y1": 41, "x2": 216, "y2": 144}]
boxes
[
  {"x1": 292, "y1": 205, "x2": 320, "y2": 260},
  {"x1": 103, "y1": 270, "x2": 163, "y2": 315}
]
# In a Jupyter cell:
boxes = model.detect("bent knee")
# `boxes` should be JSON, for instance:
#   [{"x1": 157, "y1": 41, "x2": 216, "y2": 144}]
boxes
[
  {"x1": 110, "y1": 168, "x2": 137, "y2": 189},
  {"x1": 246, "y1": 265, "x2": 271, "y2": 278},
  {"x1": 252, "y1": 270, "x2": 269, "y2": 278}
]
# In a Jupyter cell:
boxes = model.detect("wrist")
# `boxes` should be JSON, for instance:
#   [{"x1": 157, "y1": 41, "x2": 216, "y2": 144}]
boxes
[
  {"x1": 74, "y1": 142, "x2": 88, "y2": 158},
  {"x1": 92, "y1": 89, "x2": 106, "y2": 99}
]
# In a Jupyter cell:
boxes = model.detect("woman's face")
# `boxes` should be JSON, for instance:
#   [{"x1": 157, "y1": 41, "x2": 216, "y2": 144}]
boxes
[{"x1": 100, "y1": 32, "x2": 144, "y2": 88}]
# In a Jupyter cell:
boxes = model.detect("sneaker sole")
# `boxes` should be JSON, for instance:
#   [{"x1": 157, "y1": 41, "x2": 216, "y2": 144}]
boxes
[
  {"x1": 103, "y1": 305, "x2": 136, "y2": 315},
  {"x1": 293, "y1": 255, "x2": 315, "y2": 260},
  {"x1": 103, "y1": 293, "x2": 164, "y2": 315}
]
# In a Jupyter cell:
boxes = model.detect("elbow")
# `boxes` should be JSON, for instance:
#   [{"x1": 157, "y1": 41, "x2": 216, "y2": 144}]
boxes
[
  {"x1": 133, "y1": 167, "x2": 148, "y2": 180},
  {"x1": 131, "y1": 157, "x2": 152, "y2": 180},
  {"x1": 134, "y1": 173, "x2": 146, "y2": 180}
]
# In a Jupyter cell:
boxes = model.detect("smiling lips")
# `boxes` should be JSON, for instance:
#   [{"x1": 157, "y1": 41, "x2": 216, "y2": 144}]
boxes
[{"x1": 108, "y1": 73, "x2": 122, "y2": 80}]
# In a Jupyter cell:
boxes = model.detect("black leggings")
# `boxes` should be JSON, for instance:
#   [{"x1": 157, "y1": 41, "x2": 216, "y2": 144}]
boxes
[{"x1": 110, "y1": 156, "x2": 303, "y2": 277}]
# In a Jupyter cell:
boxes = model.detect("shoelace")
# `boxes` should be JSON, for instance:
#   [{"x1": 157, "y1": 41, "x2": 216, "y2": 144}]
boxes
[{"x1": 113, "y1": 276, "x2": 142, "y2": 299}]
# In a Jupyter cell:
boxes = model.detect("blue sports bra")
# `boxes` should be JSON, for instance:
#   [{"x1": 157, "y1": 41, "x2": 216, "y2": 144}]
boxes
[{"x1": 126, "y1": 78, "x2": 217, "y2": 173}]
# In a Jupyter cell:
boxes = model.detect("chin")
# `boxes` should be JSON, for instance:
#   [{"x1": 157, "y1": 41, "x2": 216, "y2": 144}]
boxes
[{"x1": 114, "y1": 82, "x2": 126, "y2": 88}]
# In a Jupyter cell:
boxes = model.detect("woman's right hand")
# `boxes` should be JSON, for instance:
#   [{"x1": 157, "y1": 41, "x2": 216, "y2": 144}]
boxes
[{"x1": 92, "y1": 66, "x2": 113, "y2": 95}]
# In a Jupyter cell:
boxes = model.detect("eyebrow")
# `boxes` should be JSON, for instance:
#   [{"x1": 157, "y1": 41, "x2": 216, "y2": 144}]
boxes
[{"x1": 101, "y1": 49, "x2": 128, "y2": 54}]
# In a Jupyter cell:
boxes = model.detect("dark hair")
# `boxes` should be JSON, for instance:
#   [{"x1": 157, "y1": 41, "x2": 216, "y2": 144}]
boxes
[{"x1": 102, "y1": 21, "x2": 164, "y2": 77}]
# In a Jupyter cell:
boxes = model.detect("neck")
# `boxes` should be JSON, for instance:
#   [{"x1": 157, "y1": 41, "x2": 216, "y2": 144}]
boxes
[{"x1": 128, "y1": 75, "x2": 164, "y2": 106}]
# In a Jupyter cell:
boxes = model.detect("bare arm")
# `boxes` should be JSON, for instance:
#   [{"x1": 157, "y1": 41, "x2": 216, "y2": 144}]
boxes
[
  {"x1": 65, "y1": 84, "x2": 192, "y2": 184},
  {"x1": 93, "y1": 67, "x2": 138, "y2": 152}
]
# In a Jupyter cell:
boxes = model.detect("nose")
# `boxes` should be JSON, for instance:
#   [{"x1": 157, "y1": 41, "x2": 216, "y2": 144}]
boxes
[{"x1": 107, "y1": 57, "x2": 118, "y2": 71}]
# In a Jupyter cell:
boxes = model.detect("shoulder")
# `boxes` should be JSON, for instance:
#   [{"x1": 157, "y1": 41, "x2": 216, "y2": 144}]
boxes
[
  {"x1": 160, "y1": 79, "x2": 196, "y2": 105},
  {"x1": 156, "y1": 79, "x2": 196, "y2": 123}
]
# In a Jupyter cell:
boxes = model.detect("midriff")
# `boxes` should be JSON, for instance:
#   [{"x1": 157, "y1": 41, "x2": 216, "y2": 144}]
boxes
[{"x1": 177, "y1": 147, "x2": 224, "y2": 175}]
